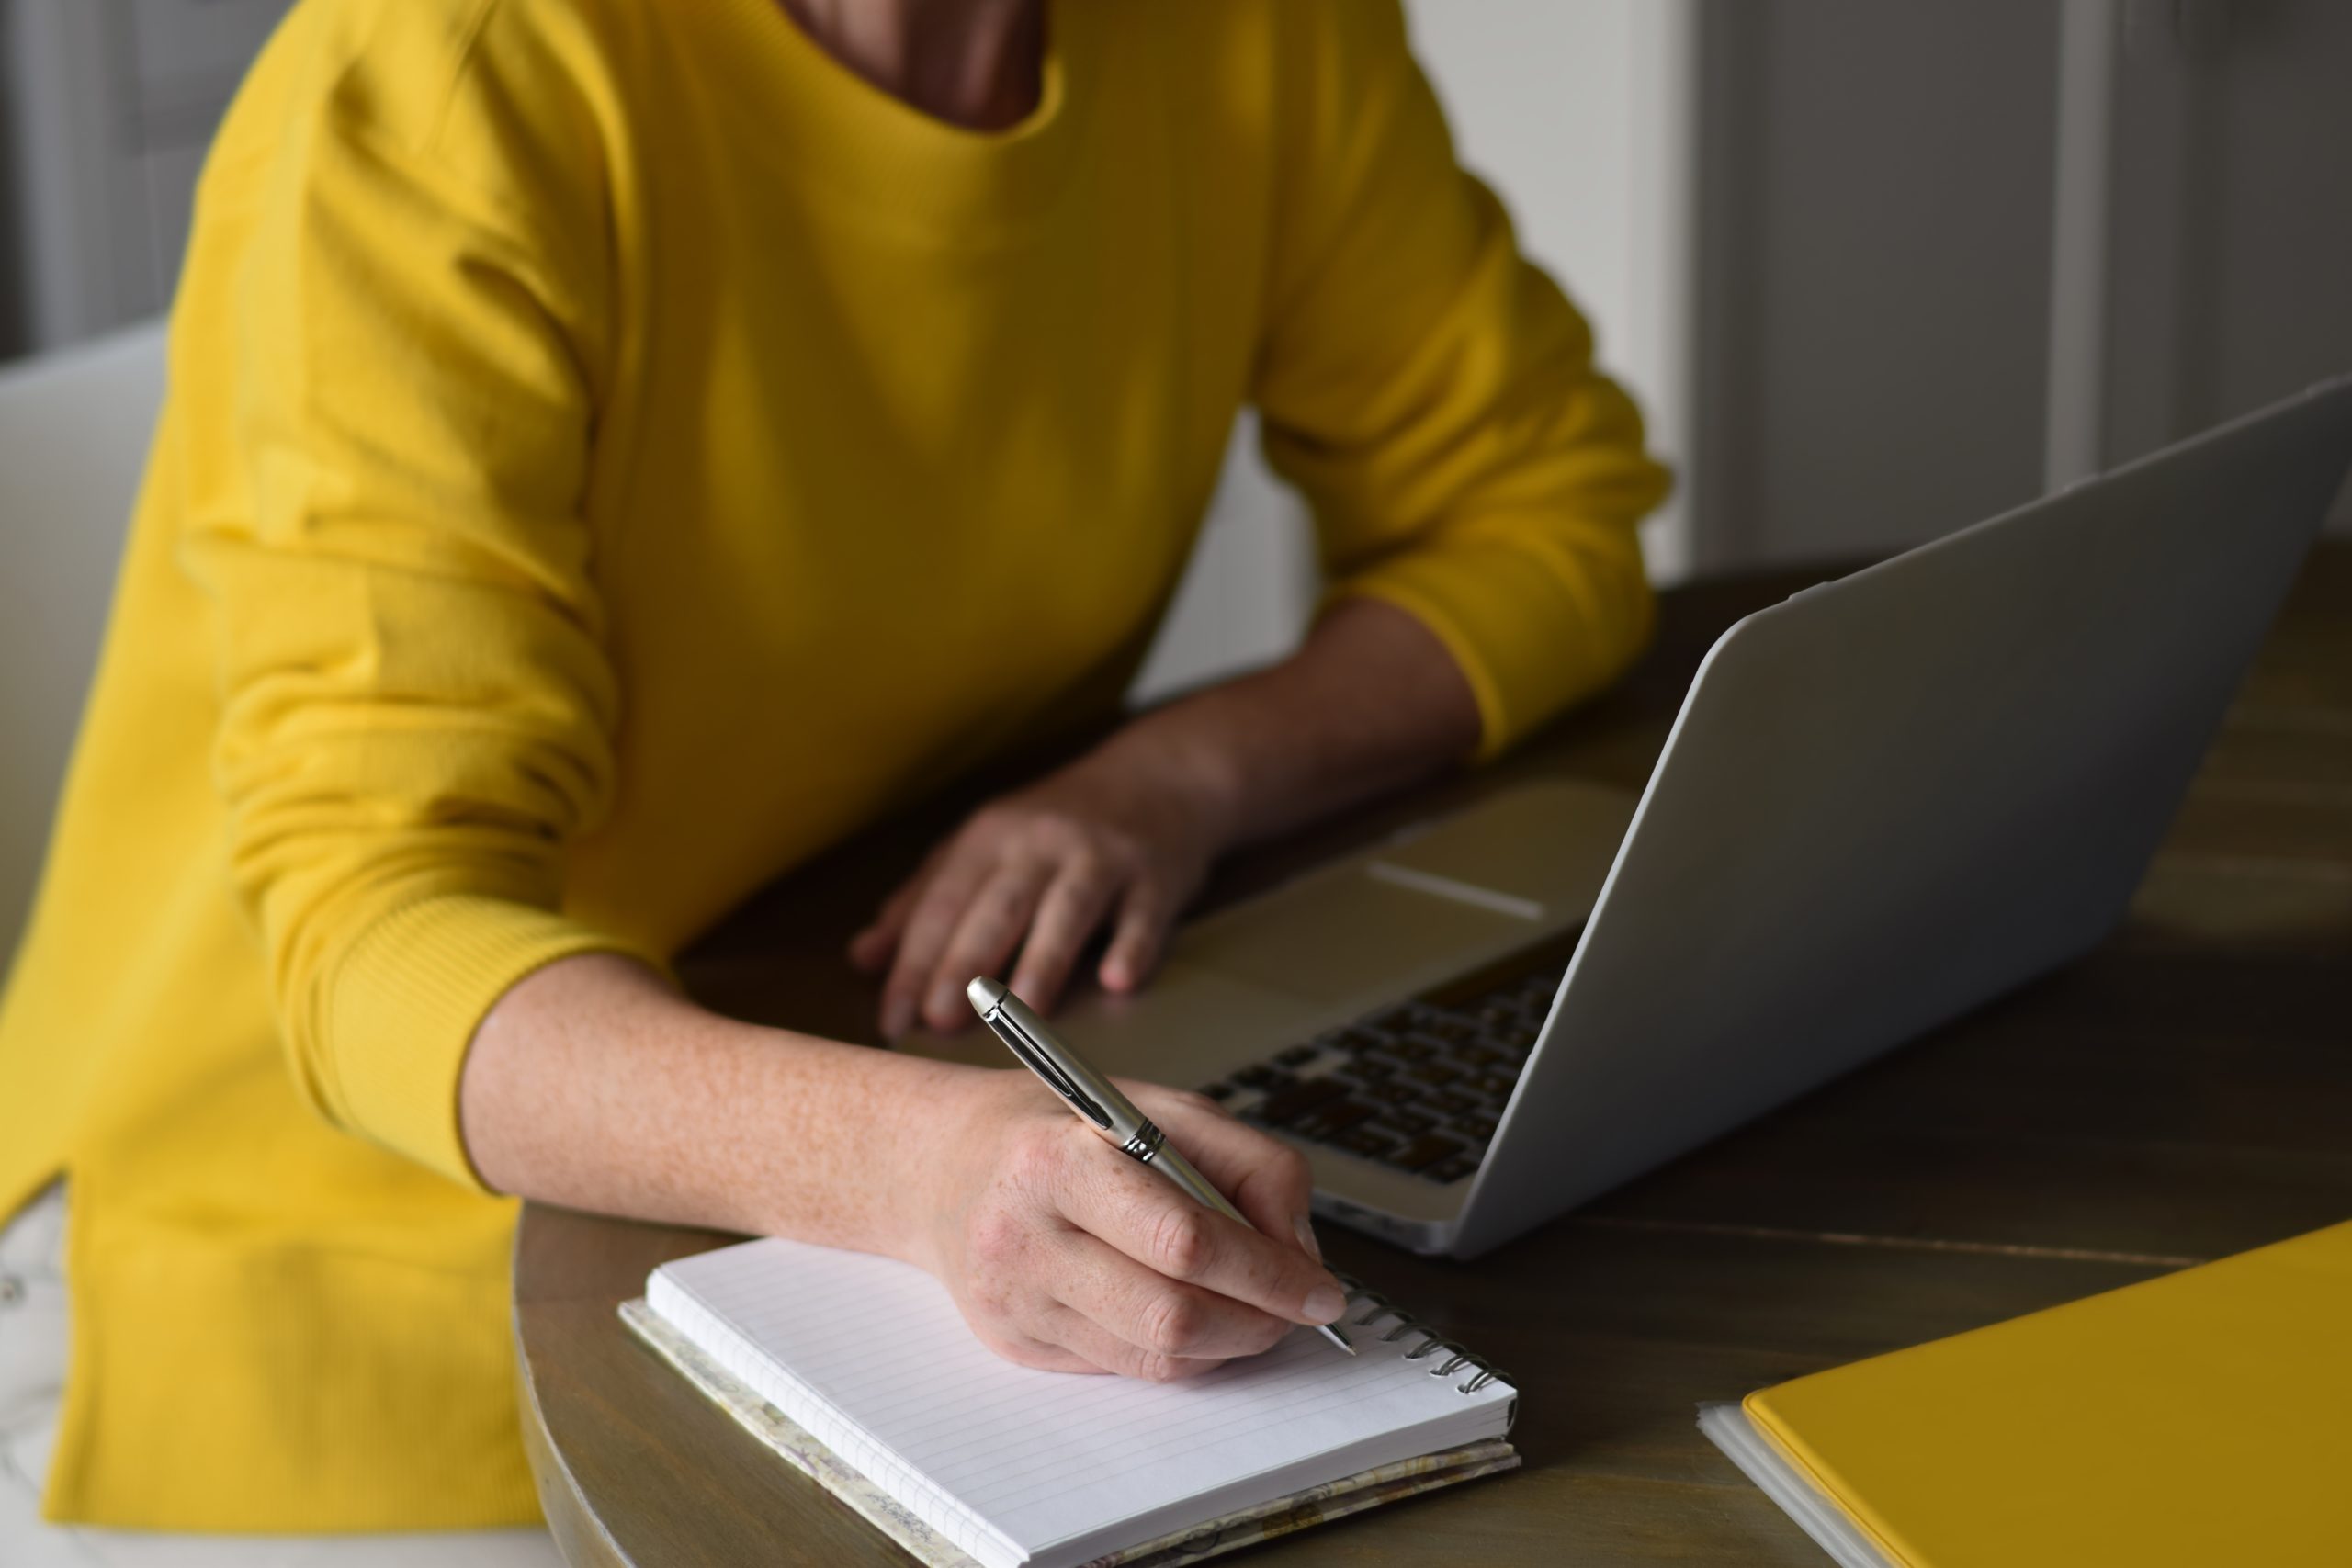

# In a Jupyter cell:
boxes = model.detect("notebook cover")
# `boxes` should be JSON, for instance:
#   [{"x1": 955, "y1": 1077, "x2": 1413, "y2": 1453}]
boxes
[
  {"x1": 1737, "y1": 1220, "x2": 2352, "y2": 1568},
  {"x1": 622, "y1": 1301, "x2": 1516, "y2": 1568}
]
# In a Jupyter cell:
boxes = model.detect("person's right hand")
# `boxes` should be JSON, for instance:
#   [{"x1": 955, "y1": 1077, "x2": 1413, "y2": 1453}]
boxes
[{"x1": 909, "y1": 1069, "x2": 1351, "y2": 1382}]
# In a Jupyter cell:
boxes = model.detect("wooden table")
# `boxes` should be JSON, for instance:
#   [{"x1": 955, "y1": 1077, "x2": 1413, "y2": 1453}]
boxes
[{"x1": 516, "y1": 547, "x2": 2352, "y2": 1566}]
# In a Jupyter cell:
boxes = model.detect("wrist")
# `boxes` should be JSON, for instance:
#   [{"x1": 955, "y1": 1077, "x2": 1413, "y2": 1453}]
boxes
[
  {"x1": 855, "y1": 1055, "x2": 1020, "y2": 1273},
  {"x1": 1082, "y1": 705, "x2": 1252, "y2": 854}
]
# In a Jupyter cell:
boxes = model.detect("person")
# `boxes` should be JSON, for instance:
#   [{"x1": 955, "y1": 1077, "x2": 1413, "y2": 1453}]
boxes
[{"x1": 0, "y1": 0, "x2": 1668, "y2": 1552}]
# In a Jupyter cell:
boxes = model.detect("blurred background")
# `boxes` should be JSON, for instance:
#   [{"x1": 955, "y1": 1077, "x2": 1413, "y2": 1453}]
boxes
[{"x1": 1, "y1": 0, "x2": 2349, "y2": 963}]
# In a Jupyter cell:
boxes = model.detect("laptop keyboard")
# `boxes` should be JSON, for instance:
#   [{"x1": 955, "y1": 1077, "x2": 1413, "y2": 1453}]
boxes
[{"x1": 1195, "y1": 960, "x2": 1566, "y2": 1185}]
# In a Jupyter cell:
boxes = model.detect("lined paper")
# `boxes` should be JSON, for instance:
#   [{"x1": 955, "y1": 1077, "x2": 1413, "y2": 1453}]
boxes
[{"x1": 650, "y1": 1237, "x2": 1515, "y2": 1567}]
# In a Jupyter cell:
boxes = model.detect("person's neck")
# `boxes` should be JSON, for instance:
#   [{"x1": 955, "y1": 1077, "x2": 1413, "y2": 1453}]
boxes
[{"x1": 779, "y1": 0, "x2": 1046, "y2": 131}]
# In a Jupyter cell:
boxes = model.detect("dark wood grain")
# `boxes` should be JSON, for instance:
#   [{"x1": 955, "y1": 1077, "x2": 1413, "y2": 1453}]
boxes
[{"x1": 516, "y1": 544, "x2": 2352, "y2": 1566}]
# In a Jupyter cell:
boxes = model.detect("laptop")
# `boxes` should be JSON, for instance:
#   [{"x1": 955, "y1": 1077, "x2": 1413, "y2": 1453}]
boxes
[{"x1": 900, "y1": 376, "x2": 2352, "y2": 1258}]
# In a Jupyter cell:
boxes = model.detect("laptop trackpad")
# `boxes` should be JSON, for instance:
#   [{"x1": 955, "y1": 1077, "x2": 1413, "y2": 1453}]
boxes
[
  {"x1": 1372, "y1": 777, "x2": 1634, "y2": 911},
  {"x1": 1182, "y1": 780, "x2": 1635, "y2": 1008}
]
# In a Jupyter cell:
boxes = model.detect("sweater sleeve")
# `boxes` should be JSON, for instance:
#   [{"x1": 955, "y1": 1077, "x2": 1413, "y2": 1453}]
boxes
[
  {"x1": 176, "y1": 18, "x2": 654, "y2": 1188},
  {"x1": 1254, "y1": 0, "x2": 1672, "y2": 761}
]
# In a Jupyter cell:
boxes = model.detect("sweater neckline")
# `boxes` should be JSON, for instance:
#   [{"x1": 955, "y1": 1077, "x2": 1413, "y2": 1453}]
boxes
[{"x1": 699, "y1": 0, "x2": 1093, "y2": 240}]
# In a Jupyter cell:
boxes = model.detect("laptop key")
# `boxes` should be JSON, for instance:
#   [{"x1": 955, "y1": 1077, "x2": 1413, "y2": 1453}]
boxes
[
  {"x1": 1331, "y1": 1124, "x2": 1398, "y2": 1159},
  {"x1": 1292, "y1": 1099, "x2": 1377, "y2": 1140},
  {"x1": 1421, "y1": 1155, "x2": 1480, "y2": 1184},
  {"x1": 1381, "y1": 1134, "x2": 1466, "y2": 1172},
  {"x1": 1425, "y1": 1089, "x2": 1479, "y2": 1116},
  {"x1": 1326, "y1": 1027, "x2": 1383, "y2": 1054},
  {"x1": 1404, "y1": 1062, "x2": 1462, "y2": 1088},
  {"x1": 1250, "y1": 1077, "x2": 1350, "y2": 1126},
  {"x1": 1273, "y1": 1043, "x2": 1319, "y2": 1067},
  {"x1": 1451, "y1": 1112, "x2": 1499, "y2": 1142},
  {"x1": 1372, "y1": 1109, "x2": 1437, "y2": 1137},
  {"x1": 1337, "y1": 1056, "x2": 1395, "y2": 1082},
  {"x1": 1453, "y1": 1043, "x2": 1506, "y2": 1068},
  {"x1": 1364, "y1": 1080, "x2": 1420, "y2": 1106},
  {"x1": 1471, "y1": 1071, "x2": 1519, "y2": 1098}
]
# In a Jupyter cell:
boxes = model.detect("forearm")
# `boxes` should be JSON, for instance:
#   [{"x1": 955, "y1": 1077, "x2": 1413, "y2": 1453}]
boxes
[
  {"x1": 1104, "y1": 595, "x2": 1481, "y2": 852},
  {"x1": 458, "y1": 951, "x2": 1348, "y2": 1382},
  {"x1": 459, "y1": 952, "x2": 963, "y2": 1257}
]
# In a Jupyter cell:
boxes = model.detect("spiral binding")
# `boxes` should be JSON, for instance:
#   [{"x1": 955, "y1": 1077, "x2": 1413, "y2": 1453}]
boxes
[{"x1": 1332, "y1": 1274, "x2": 1510, "y2": 1394}]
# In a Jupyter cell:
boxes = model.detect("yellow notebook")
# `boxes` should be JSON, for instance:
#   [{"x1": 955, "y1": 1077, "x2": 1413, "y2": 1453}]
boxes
[{"x1": 1700, "y1": 1221, "x2": 2352, "y2": 1568}]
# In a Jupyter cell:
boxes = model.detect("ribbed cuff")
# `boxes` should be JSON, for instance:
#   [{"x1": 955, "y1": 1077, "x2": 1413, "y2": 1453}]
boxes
[
  {"x1": 327, "y1": 894, "x2": 664, "y2": 1189},
  {"x1": 1329, "y1": 517, "x2": 1655, "y2": 763}
]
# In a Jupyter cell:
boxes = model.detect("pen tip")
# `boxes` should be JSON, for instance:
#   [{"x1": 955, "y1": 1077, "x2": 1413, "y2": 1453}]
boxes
[
  {"x1": 966, "y1": 976, "x2": 1009, "y2": 1014},
  {"x1": 1324, "y1": 1325, "x2": 1355, "y2": 1355}
]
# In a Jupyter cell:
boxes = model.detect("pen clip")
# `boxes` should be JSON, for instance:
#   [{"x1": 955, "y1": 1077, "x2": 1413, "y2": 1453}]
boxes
[{"x1": 984, "y1": 1006, "x2": 1114, "y2": 1131}]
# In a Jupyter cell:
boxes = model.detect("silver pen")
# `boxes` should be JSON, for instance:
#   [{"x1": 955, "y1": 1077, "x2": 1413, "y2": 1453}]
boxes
[{"x1": 967, "y1": 976, "x2": 1354, "y2": 1356}]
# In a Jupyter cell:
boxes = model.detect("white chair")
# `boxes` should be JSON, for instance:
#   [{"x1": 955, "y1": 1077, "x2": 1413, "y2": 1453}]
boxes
[{"x1": 0, "y1": 320, "x2": 168, "y2": 970}]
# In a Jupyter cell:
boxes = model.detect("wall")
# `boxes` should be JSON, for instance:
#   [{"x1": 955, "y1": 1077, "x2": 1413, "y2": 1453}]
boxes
[
  {"x1": 0, "y1": 0, "x2": 292, "y2": 354},
  {"x1": 1409, "y1": 0, "x2": 1697, "y2": 581},
  {"x1": 0, "y1": 5, "x2": 24, "y2": 359},
  {"x1": 1691, "y1": 0, "x2": 2063, "y2": 570},
  {"x1": 2103, "y1": 0, "x2": 2352, "y2": 531},
  {"x1": 1689, "y1": 0, "x2": 2352, "y2": 568}
]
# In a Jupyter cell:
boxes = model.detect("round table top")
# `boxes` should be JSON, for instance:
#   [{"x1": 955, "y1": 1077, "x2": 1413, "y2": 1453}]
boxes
[{"x1": 516, "y1": 548, "x2": 2352, "y2": 1567}]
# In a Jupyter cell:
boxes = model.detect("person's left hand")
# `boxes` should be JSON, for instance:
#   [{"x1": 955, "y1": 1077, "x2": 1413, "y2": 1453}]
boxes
[{"x1": 850, "y1": 743, "x2": 1231, "y2": 1037}]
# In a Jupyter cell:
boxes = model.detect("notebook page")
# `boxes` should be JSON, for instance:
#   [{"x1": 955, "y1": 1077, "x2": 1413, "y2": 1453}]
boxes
[{"x1": 651, "y1": 1237, "x2": 1514, "y2": 1564}]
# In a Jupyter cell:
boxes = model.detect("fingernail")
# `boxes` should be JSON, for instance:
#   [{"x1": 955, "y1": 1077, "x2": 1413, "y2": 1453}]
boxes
[
  {"x1": 1303, "y1": 1283, "x2": 1346, "y2": 1325},
  {"x1": 926, "y1": 983, "x2": 963, "y2": 1026},
  {"x1": 880, "y1": 998, "x2": 912, "y2": 1040},
  {"x1": 1293, "y1": 1213, "x2": 1323, "y2": 1262}
]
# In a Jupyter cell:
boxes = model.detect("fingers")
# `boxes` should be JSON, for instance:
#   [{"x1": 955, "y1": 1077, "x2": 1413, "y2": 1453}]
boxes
[
  {"x1": 1008, "y1": 861, "x2": 1121, "y2": 1013},
  {"x1": 869, "y1": 835, "x2": 1144, "y2": 1037},
  {"x1": 1099, "y1": 878, "x2": 1176, "y2": 994},
  {"x1": 1057, "y1": 1136, "x2": 1346, "y2": 1331},
  {"x1": 878, "y1": 855, "x2": 996, "y2": 1038},
  {"x1": 1046, "y1": 1226, "x2": 1292, "y2": 1366},
  {"x1": 943, "y1": 1080, "x2": 1335, "y2": 1387},
  {"x1": 850, "y1": 840, "x2": 950, "y2": 975},
  {"x1": 1145, "y1": 1091, "x2": 1325, "y2": 1263},
  {"x1": 968, "y1": 1323, "x2": 1102, "y2": 1378},
  {"x1": 973, "y1": 1231, "x2": 1288, "y2": 1381},
  {"x1": 917, "y1": 861, "x2": 1054, "y2": 1031},
  {"x1": 847, "y1": 879, "x2": 920, "y2": 975},
  {"x1": 861, "y1": 768, "x2": 1216, "y2": 1037},
  {"x1": 947, "y1": 1130, "x2": 1279, "y2": 1382},
  {"x1": 1033, "y1": 1303, "x2": 1230, "y2": 1383}
]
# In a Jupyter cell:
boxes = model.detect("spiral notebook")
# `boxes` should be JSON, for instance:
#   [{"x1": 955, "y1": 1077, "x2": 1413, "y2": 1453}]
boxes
[{"x1": 630, "y1": 1237, "x2": 1519, "y2": 1568}]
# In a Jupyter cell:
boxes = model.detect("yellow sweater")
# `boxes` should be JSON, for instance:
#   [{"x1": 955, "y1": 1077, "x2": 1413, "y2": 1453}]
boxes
[{"x1": 0, "y1": 0, "x2": 1665, "y2": 1530}]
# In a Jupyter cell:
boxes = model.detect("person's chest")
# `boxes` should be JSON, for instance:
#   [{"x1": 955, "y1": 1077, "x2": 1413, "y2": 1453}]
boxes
[{"x1": 565, "y1": 6, "x2": 1284, "y2": 951}]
